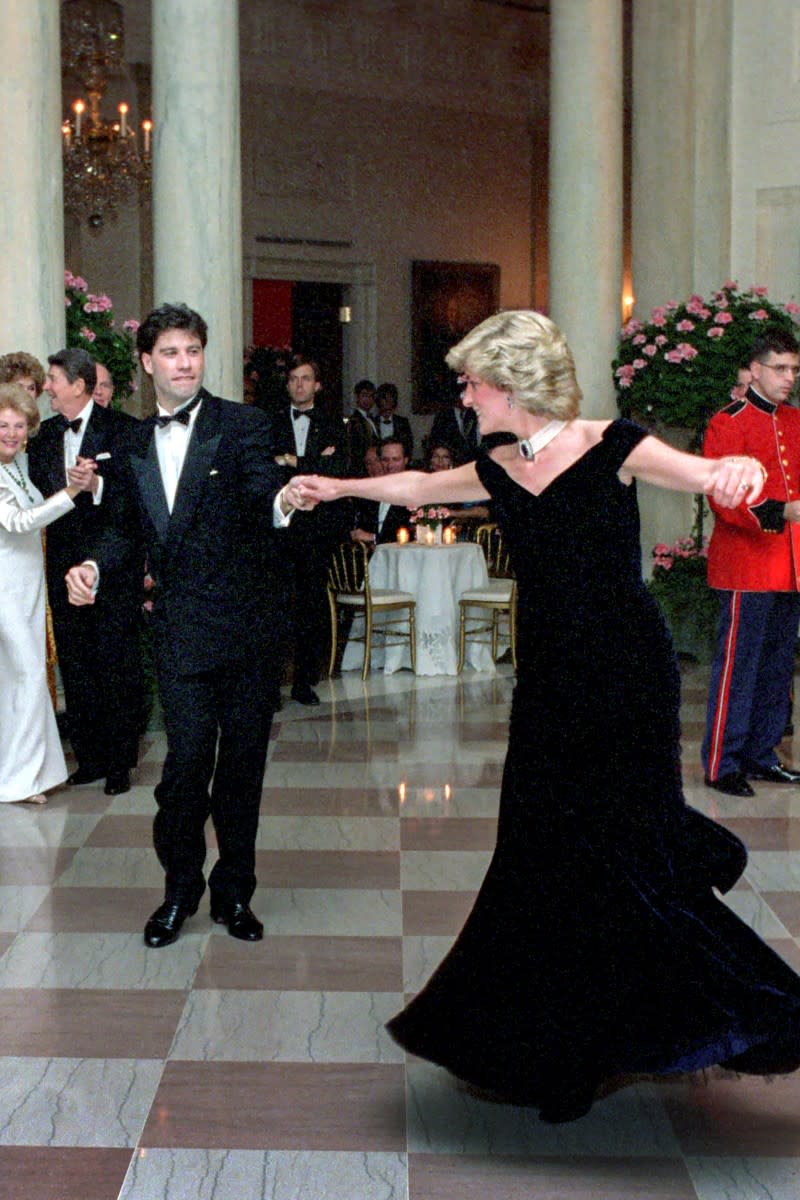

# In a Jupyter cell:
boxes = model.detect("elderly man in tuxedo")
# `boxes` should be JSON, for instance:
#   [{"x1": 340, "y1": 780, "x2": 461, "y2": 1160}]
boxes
[
  {"x1": 66, "y1": 304, "x2": 309, "y2": 948},
  {"x1": 272, "y1": 355, "x2": 349, "y2": 705},
  {"x1": 28, "y1": 347, "x2": 143, "y2": 796}
]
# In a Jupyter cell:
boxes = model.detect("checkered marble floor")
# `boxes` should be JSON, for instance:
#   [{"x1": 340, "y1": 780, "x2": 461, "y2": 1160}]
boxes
[{"x1": 3, "y1": 664, "x2": 800, "y2": 1199}]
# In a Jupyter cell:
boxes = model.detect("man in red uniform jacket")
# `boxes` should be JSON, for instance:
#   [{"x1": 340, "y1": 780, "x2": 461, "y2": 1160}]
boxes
[{"x1": 702, "y1": 328, "x2": 800, "y2": 796}]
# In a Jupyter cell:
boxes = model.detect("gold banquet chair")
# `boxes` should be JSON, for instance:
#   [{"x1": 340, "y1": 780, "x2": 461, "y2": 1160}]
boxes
[
  {"x1": 458, "y1": 524, "x2": 517, "y2": 672},
  {"x1": 327, "y1": 541, "x2": 417, "y2": 680}
]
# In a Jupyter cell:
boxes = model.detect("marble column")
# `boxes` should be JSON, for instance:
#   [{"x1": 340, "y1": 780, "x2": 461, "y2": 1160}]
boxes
[
  {"x1": 631, "y1": 0, "x2": 733, "y2": 551},
  {"x1": 151, "y1": 0, "x2": 242, "y2": 399},
  {"x1": 0, "y1": 0, "x2": 65, "y2": 362},
  {"x1": 548, "y1": 0, "x2": 622, "y2": 418}
]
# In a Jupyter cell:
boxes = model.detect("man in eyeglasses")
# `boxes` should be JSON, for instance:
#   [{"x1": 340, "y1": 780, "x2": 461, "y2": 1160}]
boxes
[{"x1": 703, "y1": 327, "x2": 800, "y2": 796}]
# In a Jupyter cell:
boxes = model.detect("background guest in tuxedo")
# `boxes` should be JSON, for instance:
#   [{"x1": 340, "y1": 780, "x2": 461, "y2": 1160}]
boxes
[
  {"x1": 346, "y1": 378, "x2": 378, "y2": 475},
  {"x1": 27, "y1": 347, "x2": 143, "y2": 797},
  {"x1": 374, "y1": 382, "x2": 413, "y2": 460},
  {"x1": 351, "y1": 437, "x2": 412, "y2": 545},
  {"x1": 428, "y1": 392, "x2": 480, "y2": 463},
  {"x1": 364, "y1": 444, "x2": 384, "y2": 477},
  {"x1": 273, "y1": 355, "x2": 349, "y2": 705},
  {"x1": 65, "y1": 303, "x2": 307, "y2": 948},
  {"x1": 91, "y1": 362, "x2": 114, "y2": 408}
]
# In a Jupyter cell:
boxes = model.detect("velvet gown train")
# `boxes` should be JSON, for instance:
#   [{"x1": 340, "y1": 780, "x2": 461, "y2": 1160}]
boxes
[{"x1": 386, "y1": 419, "x2": 800, "y2": 1116}]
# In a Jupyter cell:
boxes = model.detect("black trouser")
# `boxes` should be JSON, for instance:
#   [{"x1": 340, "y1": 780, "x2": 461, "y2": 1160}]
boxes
[
  {"x1": 51, "y1": 598, "x2": 142, "y2": 774},
  {"x1": 153, "y1": 650, "x2": 275, "y2": 905}
]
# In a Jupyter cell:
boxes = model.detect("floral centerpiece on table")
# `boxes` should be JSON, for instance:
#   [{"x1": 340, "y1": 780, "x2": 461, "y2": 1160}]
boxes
[
  {"x1": 613, "y1": 282, "x2": 799, "y2": 441},
  {"x1": 64, "y1": 270, "x2": 139, "y2": 407},
  {"x1": 613, "y1": 282, "x2": 799, "y2": 661},
  {"x1": 411, "y1": 505, "x2": 451, "y2": 528}
]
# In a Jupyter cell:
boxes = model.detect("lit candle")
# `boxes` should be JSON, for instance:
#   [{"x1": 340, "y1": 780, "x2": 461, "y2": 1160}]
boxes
[
  {"x1": 396, "y1": 527, "x2": 409, "y2": 544},
  {"x1": 424, "y1": 528, "x2": 435, "y2": 546},
  {"x1": 62, "y1": 121, "x2": 71, "y2": 148},
  {"x1": 142, "y1": 119, "x2": 152, "y2": 155},
  {"x1": 73, "y1": 99, "x2": 85, "y2": 138},
  {"x1": 118, "y1": 102, "x2": 128, "y2": 137},
  {"x1": 443, "y1": 526, "x2": 456, "y2": 545}
]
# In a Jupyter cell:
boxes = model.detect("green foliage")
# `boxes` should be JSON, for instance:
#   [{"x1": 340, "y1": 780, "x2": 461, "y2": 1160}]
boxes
[
  {"x1": 64, "y1": 270, "x2": 138, "y2": 407},
  {"x1": 648, "y1": 536, "x2": 718, "y2": 663}
]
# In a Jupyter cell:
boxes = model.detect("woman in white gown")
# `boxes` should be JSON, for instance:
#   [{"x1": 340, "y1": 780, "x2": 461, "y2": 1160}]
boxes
[{"x1": 0, "y1": 382, "x2": 92, "y2": 804}]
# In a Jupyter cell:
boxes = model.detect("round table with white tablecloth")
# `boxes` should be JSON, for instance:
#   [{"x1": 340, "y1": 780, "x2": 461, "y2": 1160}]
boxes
[{"x1": 341, "y1": 541, "x2": 495, "y2": 675}]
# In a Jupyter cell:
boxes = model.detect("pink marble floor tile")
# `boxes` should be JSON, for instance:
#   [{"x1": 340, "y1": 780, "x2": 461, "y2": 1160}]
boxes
[
  {"x1": 25, "y1": 887, "x2": 165, "y2": 932},
  {"x1": 717, "y1": 817, "x2": 800, "y2": 850},
  {"x1": 195, "y1": 934, "x2": 403, "y2": 991},
  {"x1": 762, "y1": 892, "x2": 800, "y2": 936},
  {"x1": 141, "y1": 1061, "x2": 406, "y2": 1150},
  {"x1": 407, "y1": 1154, "x2": 697, "y2": 1199},
  {"x1": 403, "y1": 890, "x2": 477, "y2": 935},
  {"x1": 85, "y1": 815, "x2": 154, "y2": 846},
  {"x1": 260, "y1": 788, "x2": 399, "y2": 817},
  {"x1": 0, "y1": 847, "x2": 78, "y2": 884},
  {"x1": 255, "y1": 849, "x2": 400, "y2": 889},
  {"x1": 663, "y1": 1070, "x2": 800, "y2": 1155},
  {"x1": 0, "y1": 988, "x2": 187, "y2": 1057},
  {"x1": 0, "y1": 1147, "x2": 131, "y2": 1200},
  {"x1": 270, "y1": 740, "x2": 405, "y2": 763},
  {"x1": 400, "y1": 818, "x2": 497, "y2": 851}
]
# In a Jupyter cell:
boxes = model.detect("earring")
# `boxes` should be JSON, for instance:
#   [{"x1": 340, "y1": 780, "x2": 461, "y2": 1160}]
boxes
[{"x1": 507, "y1": 394, "x2": 515, "y2": 410}]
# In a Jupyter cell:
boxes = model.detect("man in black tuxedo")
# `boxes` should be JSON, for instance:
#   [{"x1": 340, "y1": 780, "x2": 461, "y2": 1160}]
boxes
[
  {"x1": 66, "y1": 304, "x2": 308, "y2": 948},
  {"x1": 272, "y1": 355, "x2": 349, "y2": 705},
  {"x1": 374, "y1": 382, "x2": 413, "y2": 460},
  {"x1": 346, "y1": 378, "x2": 378, "y2": 475},
  {"x1": 429, "y1": 396, "x2": 480, "y2": 462},
  {"x1": 352, "y1": 438, "x2": 413, "y2": 545},
  {"x1": 28, "y1": 347, "x2": 143, "y2": 796}
]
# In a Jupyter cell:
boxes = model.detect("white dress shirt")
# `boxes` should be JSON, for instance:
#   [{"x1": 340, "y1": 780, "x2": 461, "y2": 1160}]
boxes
[{"x1": 63, "y1": 398, "x2": 103, "y2": 504}]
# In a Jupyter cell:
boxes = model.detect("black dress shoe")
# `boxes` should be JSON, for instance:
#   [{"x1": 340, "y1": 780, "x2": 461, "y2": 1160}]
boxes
[
  {"x1": 104, "y1": 769, "x2": 130, "y2": 796},
  {"x1": 291, "y1": 682, "x2": 320, "y2": 706},
  {"x1": 67, "y1": 766, "x2": 105, "y2": 786},
  {"x1": 744, "y1": 760, "x2": 800, "y2": 784},
  {"x1": 144, "y1": 897, "x2": 200, "y2": 948},
  {"x1": 210, "y1": 900, "x2": 264, "y2": 941},
  {"x1": 704, "y1": 772, "x2": 755, "y2": 797}
]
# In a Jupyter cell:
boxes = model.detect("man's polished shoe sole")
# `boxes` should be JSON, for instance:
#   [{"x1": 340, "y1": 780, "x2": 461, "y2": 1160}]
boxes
[
  {"x1": 744, "y1": 761, "x2": 800, "y2": 784},
  {"x1": 104, "y1": 770, "x2": 131, "y2": 796},
  {"x1": 144, "y1": 898, "x2": 200, "y2": 948},
  {"x1": 210, "y1": 901, "x2": 264, "y2": 941},
  {"x1": 67, "y1": 768, "x2": 105, "y2": 787},
  {"x1": 704, "y1": 773, "x2": 755, "y2": 797}
]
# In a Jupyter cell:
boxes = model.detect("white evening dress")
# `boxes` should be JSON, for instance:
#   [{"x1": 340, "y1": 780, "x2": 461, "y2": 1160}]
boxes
[{"x1": 0, "y1": 454, "x2": 74, "y2": 802}]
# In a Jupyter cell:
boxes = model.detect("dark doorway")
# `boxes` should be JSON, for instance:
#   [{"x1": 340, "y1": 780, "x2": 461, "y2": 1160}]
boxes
[{"x1": 251, "y1": 279, "x2": 344, "y2": 419}]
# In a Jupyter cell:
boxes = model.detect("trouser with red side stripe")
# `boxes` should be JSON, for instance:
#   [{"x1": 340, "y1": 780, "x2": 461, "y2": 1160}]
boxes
[{"x1": 702, "y1": 590, "x2": 800, "y2": 780}]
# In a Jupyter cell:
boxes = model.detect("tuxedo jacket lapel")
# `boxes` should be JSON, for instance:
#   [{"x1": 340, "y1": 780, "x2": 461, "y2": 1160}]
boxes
[
  {"x1": 130, "y1": 427, "x2": 170, "y2": 543},
  {"x1": 164, "y1": 395, "x2": 222, "y2": 555}
]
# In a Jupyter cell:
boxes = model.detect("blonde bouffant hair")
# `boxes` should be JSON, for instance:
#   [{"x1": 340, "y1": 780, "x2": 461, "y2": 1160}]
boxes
[
  {"x1": 0, "y1": 381, "x2": 41, "y2": 437},
  {"x1": 445, "y1": 310, "x2": 582, "y2": 420}
]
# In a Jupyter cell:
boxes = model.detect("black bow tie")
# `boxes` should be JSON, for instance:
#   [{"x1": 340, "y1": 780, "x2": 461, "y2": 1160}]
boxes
[
  {"x1": 58, "y1": 416, "x2": 83, "y2": 434},
  {"x1": 155, "y1": 396, "x2": 201, "y2": 428},
  {"x1": 380, "y1": 417, "x2": 393, "y2": 424},
  {"x1": 292, "y1": 407, "x2": 311, "y2": 420}
]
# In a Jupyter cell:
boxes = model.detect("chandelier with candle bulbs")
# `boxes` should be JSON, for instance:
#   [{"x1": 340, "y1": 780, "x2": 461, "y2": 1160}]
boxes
[{"x1": 60, "y1": 0, "x2": 152, "y2": 229}]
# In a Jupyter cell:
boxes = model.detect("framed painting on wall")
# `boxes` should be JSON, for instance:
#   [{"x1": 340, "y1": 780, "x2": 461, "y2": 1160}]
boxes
[{"x1": 411, "y1": 260, "x2": 500, "y2": 414}]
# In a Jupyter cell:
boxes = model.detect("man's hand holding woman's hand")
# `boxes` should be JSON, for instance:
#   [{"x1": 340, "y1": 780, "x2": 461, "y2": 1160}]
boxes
[
  {"x1": 65, "y1": 563, "x2": 98, "y2": 606},
  {"x1": 291, "y1": 475, "x2": 341, "y2": 505}
]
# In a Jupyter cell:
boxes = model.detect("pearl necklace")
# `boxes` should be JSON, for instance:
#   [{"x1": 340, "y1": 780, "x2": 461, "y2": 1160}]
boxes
[
  {"x1": 517, "y1": 419, "x2": 568, "y2": 461},
  {"x1": 1, "y1": 456, "x2": 37, "y2": 503}
]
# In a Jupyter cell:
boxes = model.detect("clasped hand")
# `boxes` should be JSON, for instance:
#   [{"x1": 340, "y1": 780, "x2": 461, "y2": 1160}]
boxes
[
  {"x1": 703, "y1": 456, "x2": 766, "y2": 507},
  {"x1": 67, "y1": 456, "x2": 98, "y2": 493},
  {"x1": 291, "y1": 475, "x2": 339, "y2": 505}
]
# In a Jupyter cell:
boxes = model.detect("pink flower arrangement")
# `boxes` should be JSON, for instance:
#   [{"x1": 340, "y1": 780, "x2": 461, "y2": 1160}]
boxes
[
  {"x1": 411, "y1": 505, "x2": 451, "y2": 527},
  {"x1": 614, "y1": 282, "x2": 800, "y2": 435},
  {"x1": 64, "y1": 269, "x2": 139, "y2": 404}
]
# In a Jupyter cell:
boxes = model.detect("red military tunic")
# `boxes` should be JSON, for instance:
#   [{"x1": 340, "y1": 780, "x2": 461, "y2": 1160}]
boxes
[{"x1": 703, "y1": 389, "x2": 800, "y2": 592}]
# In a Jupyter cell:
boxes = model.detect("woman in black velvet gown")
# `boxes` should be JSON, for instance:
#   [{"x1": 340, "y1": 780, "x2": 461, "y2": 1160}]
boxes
[{"x1": 295, "y1": 310, "x2": 800, "y2": 1122}]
